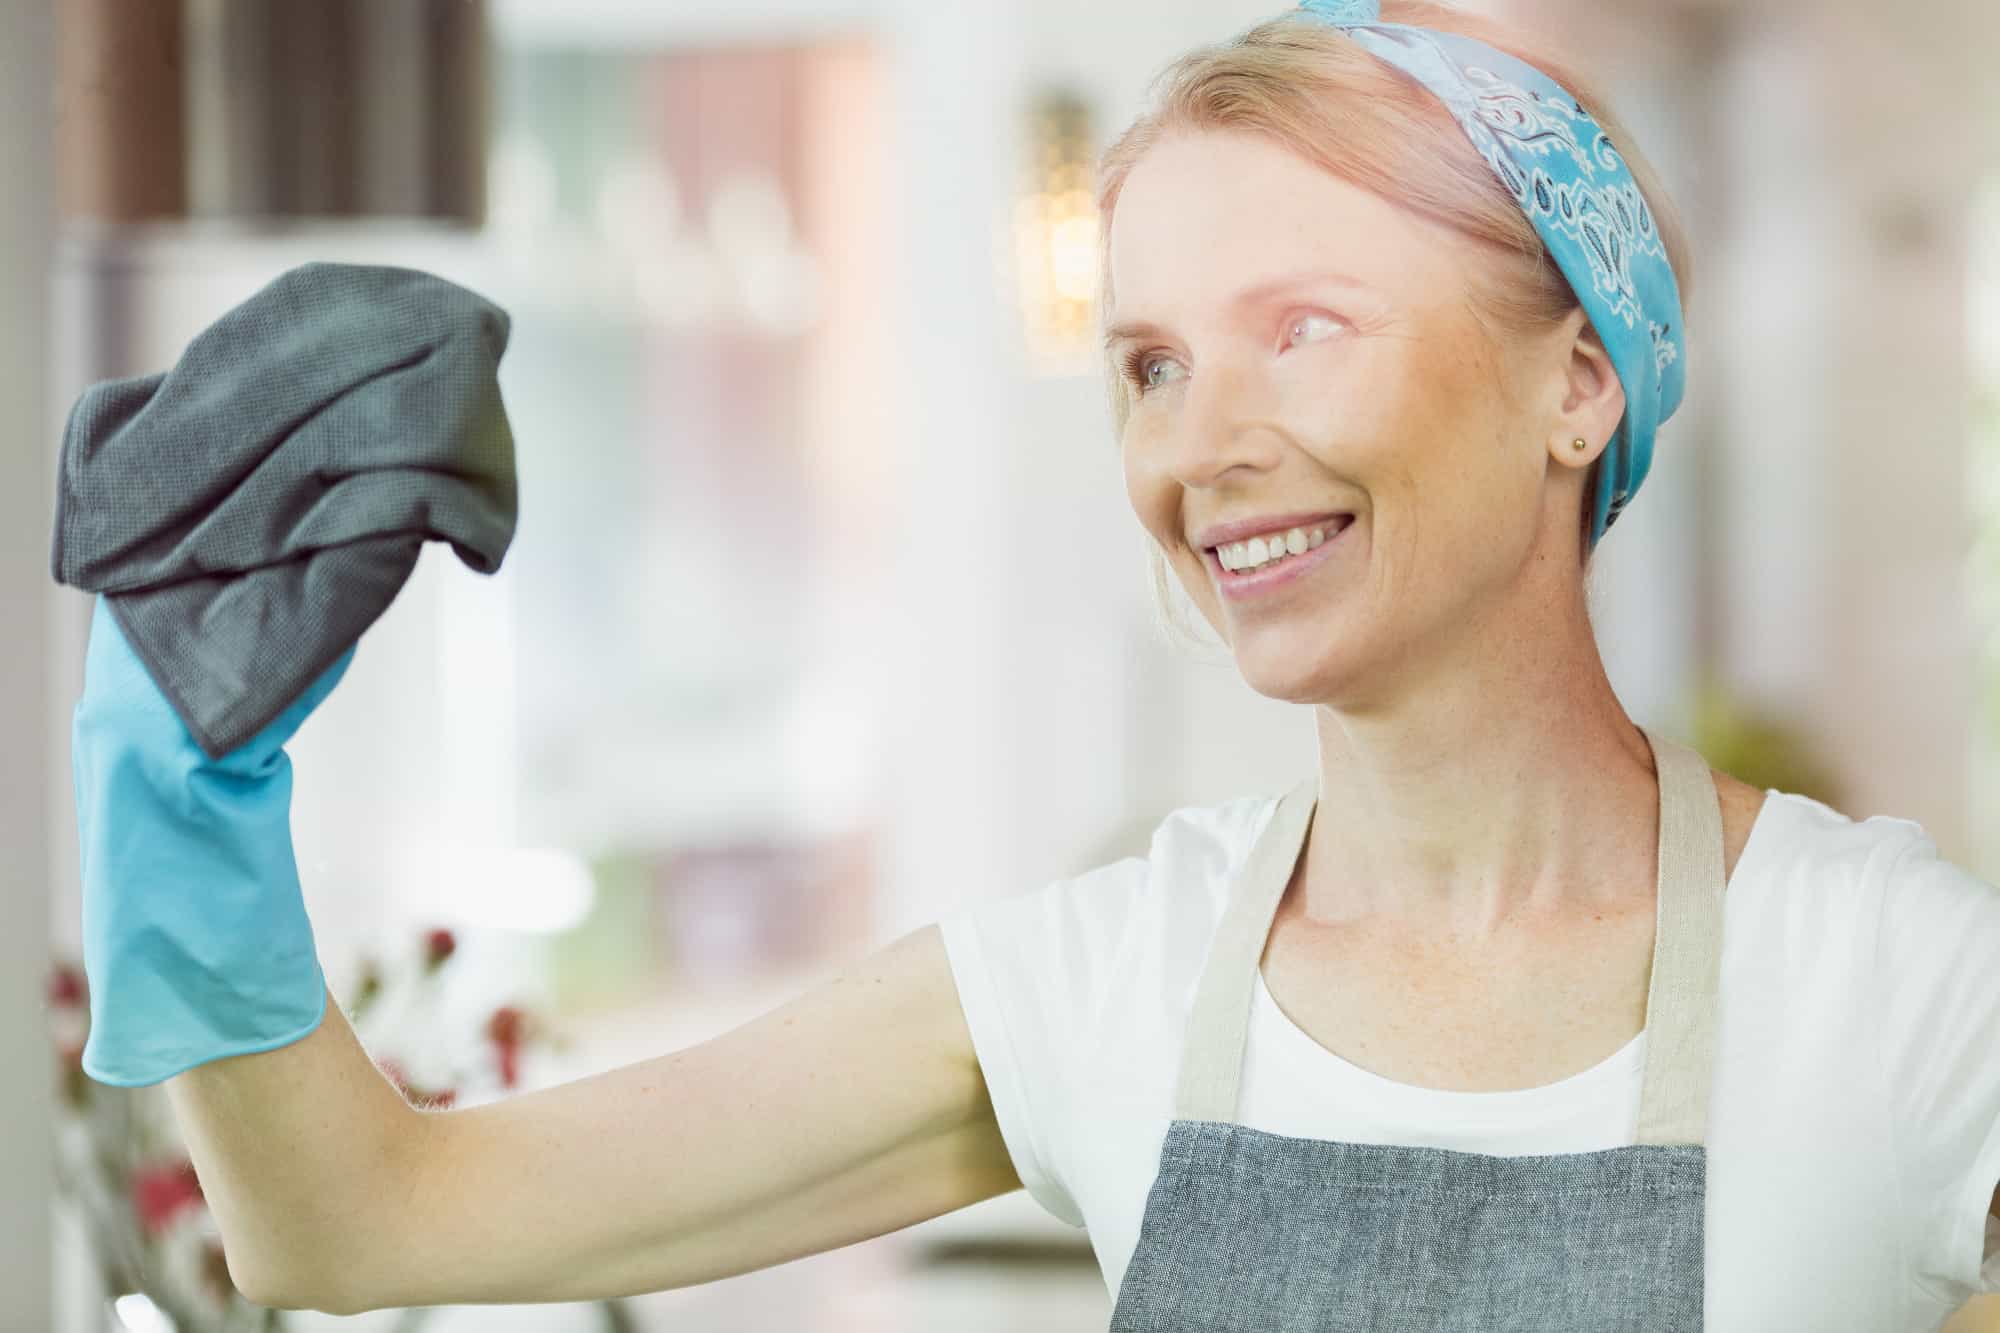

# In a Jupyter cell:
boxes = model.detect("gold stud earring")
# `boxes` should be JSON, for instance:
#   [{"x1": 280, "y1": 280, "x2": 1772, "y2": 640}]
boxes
[{"x1": 1572, "y1": 438, "x2": 1588, "y2": 451}]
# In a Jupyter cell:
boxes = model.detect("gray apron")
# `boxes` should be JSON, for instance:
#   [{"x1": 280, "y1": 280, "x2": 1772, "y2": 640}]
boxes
[{"x1": 1108, "y1": 726, "x2": 1723, "y2": 1331}]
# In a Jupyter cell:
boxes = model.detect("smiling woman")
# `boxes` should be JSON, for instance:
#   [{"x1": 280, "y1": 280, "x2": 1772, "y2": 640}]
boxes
[
  {"x1": 1093, "y1": 0, "x2": 1694, "y2": 654},
  {"x1": 928, "y1": 2, "x2": 2000, "y2": 1330}
]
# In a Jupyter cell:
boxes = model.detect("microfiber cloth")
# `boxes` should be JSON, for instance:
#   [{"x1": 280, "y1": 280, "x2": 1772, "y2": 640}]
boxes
[{"x1": 51, "y1": 260, "x2": 519, "y2": 760}]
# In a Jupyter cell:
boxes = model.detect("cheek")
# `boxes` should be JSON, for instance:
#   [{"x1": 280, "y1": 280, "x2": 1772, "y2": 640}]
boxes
[
  {"x1": 1120, "y1": 431, "x2": 1176, "y2": 539},
  {"x1": 1279, "y1": 347, "x2": 1414, "y2": 465},
  {"x1": 1317, "y1": 362, "x2": 1491, "y2": 493}
]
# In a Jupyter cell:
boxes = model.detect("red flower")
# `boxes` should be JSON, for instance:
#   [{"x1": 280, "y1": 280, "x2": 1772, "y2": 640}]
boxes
[
  {"x1": 130, "y1": 1159, "x2": 205, "y2": 1237},
  {"x1": 486, "y1": 1006, "x2": 523, "y2": 1045},
  {"x1": 47, "y1": 964, "x2": 86, "y2": 1009},
  {"x1": 422, "y1": 928, "x2": 457, "y2": 974},
  {"x1": 486, "y1": 1006, "x2": 527, "y2": 1089}
]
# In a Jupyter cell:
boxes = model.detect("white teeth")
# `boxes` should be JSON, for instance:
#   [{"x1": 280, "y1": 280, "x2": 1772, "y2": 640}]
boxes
[{"x1": 1218, "y1": 521, "x2": 1344, "y2": 572}]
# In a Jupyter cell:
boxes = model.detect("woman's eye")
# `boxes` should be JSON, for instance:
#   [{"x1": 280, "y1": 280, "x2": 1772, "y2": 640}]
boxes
[
  {"x1": 1121, "y1": 348, "x2": 1183, "y2": 397},
  {"x1": 1286, "y1": 312, "x2": 1344, "y2": 346},
  {"x1": 1120, "y1": 312, "x2": 1342, "y2": 399}
]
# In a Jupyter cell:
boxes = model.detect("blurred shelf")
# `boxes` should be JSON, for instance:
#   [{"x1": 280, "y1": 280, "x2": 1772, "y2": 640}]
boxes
[{"x1": 492, "y1": 0, "x2": 875, "y2": 50}]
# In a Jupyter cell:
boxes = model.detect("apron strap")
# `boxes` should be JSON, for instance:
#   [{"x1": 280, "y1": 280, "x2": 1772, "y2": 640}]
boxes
[
  {"x1": 1173, "y1": 774, "x2": 1315, "y2": 1124},
  {"x1": 1633, "y1": 727, "x2": 1727, "y2": 1145}
]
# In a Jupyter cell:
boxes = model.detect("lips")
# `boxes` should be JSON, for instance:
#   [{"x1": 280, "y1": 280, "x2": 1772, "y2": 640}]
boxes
[
  {"x1": 1209, "y1": 513, "x2": 1355, "y2": 565},
  {"x1": 1206, "y1": 513, "x2": 1356, "y2": 598},
  {"x1": 1194, "y1": 511, "x2": 1356, "y2": 553}
]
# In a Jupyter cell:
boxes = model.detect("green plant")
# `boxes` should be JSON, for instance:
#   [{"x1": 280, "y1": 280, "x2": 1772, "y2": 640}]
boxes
[{"x1": 1687, "y1": 674, "x2": 1844, "y2": 809}]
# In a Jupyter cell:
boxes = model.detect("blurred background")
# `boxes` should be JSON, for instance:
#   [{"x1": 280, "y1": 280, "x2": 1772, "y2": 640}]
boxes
[{"x1": 3, "y1": 0, "x2": 1997, "y2": 1328}]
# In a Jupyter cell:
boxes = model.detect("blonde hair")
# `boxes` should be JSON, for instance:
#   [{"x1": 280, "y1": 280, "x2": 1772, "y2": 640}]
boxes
[{"x1": 1095, "y1": 1, "x2": 1695, "y2": 654}]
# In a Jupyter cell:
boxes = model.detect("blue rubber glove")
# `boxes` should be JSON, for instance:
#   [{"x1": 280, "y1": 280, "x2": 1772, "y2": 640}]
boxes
[{"x1": 71, "y1": 594, "x2": 357, "y2": 1087}]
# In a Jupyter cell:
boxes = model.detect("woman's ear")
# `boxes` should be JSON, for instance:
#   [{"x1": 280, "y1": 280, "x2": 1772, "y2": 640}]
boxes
[{"x1": 1552, "y1": 306, "x2": 1626, "y2": 467}]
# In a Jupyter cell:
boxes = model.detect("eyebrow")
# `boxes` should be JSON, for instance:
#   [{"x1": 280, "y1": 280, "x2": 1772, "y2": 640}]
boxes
[{"x1": 1101, "y1": 269, "x2": 1378, "y2": 351}]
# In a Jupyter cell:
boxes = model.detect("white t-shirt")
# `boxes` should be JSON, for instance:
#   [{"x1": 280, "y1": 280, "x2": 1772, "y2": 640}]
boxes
[{"x1": 937, "y1": 786, "x2": 2000, "y2": 1331}]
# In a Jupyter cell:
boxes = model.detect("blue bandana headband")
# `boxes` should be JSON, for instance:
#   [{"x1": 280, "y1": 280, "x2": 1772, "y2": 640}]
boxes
[{"x1": 1293, "y1": 0, "x2": 1686, "y2": 550}]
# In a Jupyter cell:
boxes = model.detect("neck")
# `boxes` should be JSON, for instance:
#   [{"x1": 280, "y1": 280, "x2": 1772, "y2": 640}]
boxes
[{"x1": 1299, "y1": 592, "x2": 1658, "y2": 940}]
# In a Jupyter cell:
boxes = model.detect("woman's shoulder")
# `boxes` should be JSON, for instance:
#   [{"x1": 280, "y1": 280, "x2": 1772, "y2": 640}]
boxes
[
  {"x1": 1749, "y1": 782, "x2": 1927, "y2": 855},
  {"x1": 1735, "y1": 780, "x2": 1979, "y2": 913},
  {"x1": 1710, "y1": 770, "x2": 1769, "y2": 885},
  {"x1": 1074, "y1": 787, "x2": 1293, "y2": 880}
]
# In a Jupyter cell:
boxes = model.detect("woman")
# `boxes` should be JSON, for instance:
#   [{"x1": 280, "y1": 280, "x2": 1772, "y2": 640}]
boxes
[
  {"x1": 946, "y1": 5, "x2": 1998, "y2": 1328},
  {"x1": 70, "y1": 0, "x2": 1999, "y2": 1328}
]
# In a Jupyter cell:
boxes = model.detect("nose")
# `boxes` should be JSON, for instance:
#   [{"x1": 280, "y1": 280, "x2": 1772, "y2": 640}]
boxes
[{"x1": 1159, "y1": 356, "x2": 1287, "y2": 490}]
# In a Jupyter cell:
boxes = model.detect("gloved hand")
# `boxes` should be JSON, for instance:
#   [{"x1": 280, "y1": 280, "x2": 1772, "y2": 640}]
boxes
[{"x1": 71, "y1": 594, "x2": 357, "y2": 1087}]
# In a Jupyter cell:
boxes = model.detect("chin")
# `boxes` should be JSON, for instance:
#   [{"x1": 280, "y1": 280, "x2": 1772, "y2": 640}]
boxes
[{"x1": 1229, "y1": 633, "x2": 1345, "y2": 706}]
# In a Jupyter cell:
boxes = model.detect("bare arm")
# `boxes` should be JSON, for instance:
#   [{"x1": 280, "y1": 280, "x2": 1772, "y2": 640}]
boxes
[
  {"x1": 171, "y1": 923, "x2": 1022, "y2": 1314},
  {"x1": 353, "y1": 921, "x2": 1017, "y2": 1312}
]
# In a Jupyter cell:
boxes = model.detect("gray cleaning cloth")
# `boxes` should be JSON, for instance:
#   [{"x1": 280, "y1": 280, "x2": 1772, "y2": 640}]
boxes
[{"x1": 51, "y1": 260, "x2": 519, "y2": 760}]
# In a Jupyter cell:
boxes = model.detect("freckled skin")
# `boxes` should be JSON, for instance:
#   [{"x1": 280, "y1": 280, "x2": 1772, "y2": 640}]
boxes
[{"x1": 1103, "y1": 126, "x2": 1732, "y2": 933}]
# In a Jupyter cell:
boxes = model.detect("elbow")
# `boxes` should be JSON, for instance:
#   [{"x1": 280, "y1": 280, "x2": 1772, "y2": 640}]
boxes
[
  {"x1": 231, "y1": 1256, "x2": 373, "y2": 1317},
  {"x1": 241, "y1": 1283, "x2": 373, "y2": 1319},
  {"x1": 308, "y1": 1288, "x2": 379, "y2": 1319}
]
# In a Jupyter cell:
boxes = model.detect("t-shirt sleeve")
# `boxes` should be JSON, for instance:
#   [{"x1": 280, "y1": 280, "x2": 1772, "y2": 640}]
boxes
[
  {"x1": 1873, "y1": 828, "x2": 2000, "y2": 1299},
  {"x1": 936, "y1": 858, "x2": 1149, "y2": 1229}
]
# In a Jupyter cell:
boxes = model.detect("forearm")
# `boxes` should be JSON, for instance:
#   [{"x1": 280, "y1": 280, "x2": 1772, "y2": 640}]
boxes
[{"x1": 163, "y1": 983, "x2": 423, "y2": 1312}]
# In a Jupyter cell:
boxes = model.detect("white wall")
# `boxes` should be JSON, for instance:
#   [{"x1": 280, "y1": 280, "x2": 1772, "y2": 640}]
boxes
[
  {"x1": 1697, "y1": 0, "x2": 1990, "y2": 858},
  {"x1": 2, "y1": 0, "x2": 58, "y2": 1328},
  {"x1": 492, "y1": 0, "x2": 1048, "y2": 936}
]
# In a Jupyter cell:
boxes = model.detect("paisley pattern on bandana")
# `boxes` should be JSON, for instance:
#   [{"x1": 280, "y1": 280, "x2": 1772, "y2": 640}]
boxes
[
  {"x1": 1289, "y1": 0, "x2": 1688, "y2": 550},
  {"x1": 1651, "y1": 320, "x2": 1680, "y2": 376},
  {"x1": 1456, "y1": 66, "x2": 1666, "y2": 335}
]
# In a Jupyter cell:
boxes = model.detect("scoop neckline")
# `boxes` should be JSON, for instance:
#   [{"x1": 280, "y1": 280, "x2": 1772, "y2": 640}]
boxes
[{"x1": 1248, "y1": 786, "x2": 1789, "y2": 1111}]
